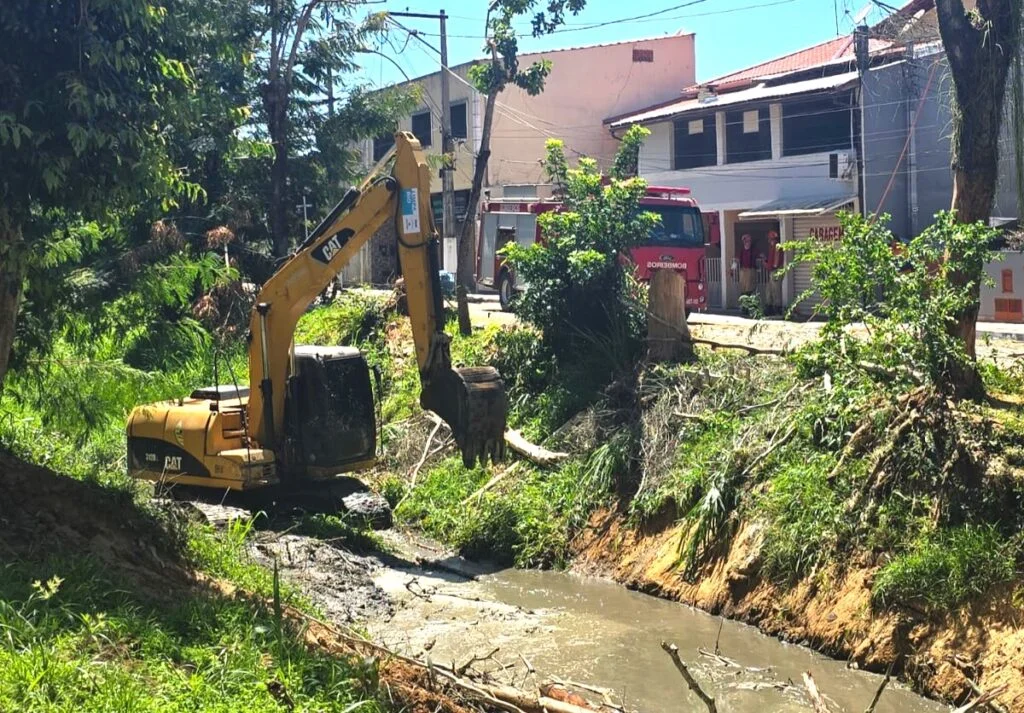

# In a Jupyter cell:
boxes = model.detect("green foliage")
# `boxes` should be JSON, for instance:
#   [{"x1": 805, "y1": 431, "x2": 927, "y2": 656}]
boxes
[
  {"x1": 467, "y1": 1, "x2": 585, "y2": 96},
  {"x1": 610, "y1": 124, "x2": 648, "y2": 179},
  {"x1": 787, "y1": 211, "x2": 998, "y2": 390},
  {"x1": 502, "y1": 128, "x2": 653, "y2": 362},
  {"x1": 0, "y1": 550, "x2": 383, "y2": 712},
  {"x1": 0, "y1": 0, "x2": 205, "y2": 225},
  {"x1": 295, "y1": 294, "x2": 387, "y2": 347},
  {"x1": 872, "y1": 525, "x2": 1020, "y2": 609},
  {"x1": 756, "y1": 452, "x2": 851, "y2": 581},
  {"x1": 396, "y1": 446, "x2": 617, "y2": 568}
]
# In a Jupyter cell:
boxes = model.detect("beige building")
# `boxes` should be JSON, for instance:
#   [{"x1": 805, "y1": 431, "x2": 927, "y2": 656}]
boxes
[{"x1": 350, "y1": 32, "x2": 696, "y2": 280}]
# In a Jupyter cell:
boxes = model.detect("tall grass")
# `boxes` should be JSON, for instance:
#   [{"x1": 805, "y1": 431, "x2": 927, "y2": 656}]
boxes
[
  {"x1": 0, "y1": 552, "x2": 384, "y2": 713},
  {"x1": 872, "y1": 525, "x2": 1020, "y2": 609}
]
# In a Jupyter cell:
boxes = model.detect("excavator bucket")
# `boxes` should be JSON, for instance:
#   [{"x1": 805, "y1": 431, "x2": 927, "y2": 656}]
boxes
[{"x1": 421, "y1": 366, "x2": 508, "y2": 467}]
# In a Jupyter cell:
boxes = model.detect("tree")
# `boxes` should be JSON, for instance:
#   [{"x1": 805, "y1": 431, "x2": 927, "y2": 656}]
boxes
[
  {"x1": 0, "y1": 0, "x2": 209, "y2": 391},
  {"x1": 256, "y1": 0, "x2": 397, "y2": 258},
  {"x1": 935, "y1": 0, "x2": 1022, "y2": 395},
  {"x1": 454, "y1": 0, "x2": 586, "y2": 334},
  {"x1": 502, "y1": 127, "x2": 654, "y2": 362}
]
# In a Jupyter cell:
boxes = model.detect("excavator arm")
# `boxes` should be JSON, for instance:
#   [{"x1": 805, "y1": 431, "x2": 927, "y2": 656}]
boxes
[{"x1": 245, "y1": 132, "x2": 506, "y2": 467}]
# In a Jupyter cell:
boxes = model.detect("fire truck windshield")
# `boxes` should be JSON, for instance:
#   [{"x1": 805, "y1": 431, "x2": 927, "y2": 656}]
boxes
[{"x1": 645, "y1": 205, "x2": 704, "y2": 247}]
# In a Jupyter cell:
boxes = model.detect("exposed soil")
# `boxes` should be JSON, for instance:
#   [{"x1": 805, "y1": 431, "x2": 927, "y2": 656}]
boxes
[
  {"x1": 0, "y1": 450, "x2": 193, "y2": 593},
  {"x1": 572, "y1": 509, "x2": 1024, "y2": 712}
]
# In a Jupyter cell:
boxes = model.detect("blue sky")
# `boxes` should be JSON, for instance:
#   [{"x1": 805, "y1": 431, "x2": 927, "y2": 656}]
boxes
[{"x1": 356, "y1": 0, "x2": 899, "y2": 89}]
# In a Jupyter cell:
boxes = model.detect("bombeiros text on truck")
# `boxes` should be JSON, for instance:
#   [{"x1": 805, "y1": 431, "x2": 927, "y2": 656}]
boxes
[{"x1": 476, "y1": 185, "x2": 707, "y2": 311}]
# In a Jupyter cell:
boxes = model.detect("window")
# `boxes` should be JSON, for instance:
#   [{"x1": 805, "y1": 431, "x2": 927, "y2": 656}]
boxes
[
  {"x1": 646, "y1": 205, "x2": 705, "y2": 247},
  {"x1": 372, "y1": 133, "x2": 395, "y2": 161},
  {"x1": 725, "y1": 106, "x2": 770, "y2": 163},
  {"x1": 633, "y1": 48, "x2": 654, "y2": 63},
  {"x1": 673, "y1": 115, "x2": 716, "y2": 169},
  {"x1": 411, "y1": 111, "x2": 432, "y2": 147},
  {"x1": 431, "y1": 190, "x2": 472, "y2": 234},
  {"x1": 450, "y1": 103, "x2": 467, "y2": 140},
  {"x1": 782, "y1": 93, "x2": 852, "y2": 157},
  {"x1": 1003, "y1": 269, "x2": 1014, "y2": 294}
]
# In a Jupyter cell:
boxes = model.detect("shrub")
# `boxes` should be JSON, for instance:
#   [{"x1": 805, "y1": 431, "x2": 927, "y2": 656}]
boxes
[
  {"x1": 501, "y1": 127, "x2": 652, "y2": 363},
  {"x1": 872, "y1": 525, "x2": 1019, "y2": 609},
  {"x1": 787, "y1": 210, "x2": 997, "y2": 392}
]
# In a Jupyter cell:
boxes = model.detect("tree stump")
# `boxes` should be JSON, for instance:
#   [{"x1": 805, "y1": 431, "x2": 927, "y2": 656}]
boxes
[{"x1": 647, "y1": 269, "x2": 693, "y2": 362}]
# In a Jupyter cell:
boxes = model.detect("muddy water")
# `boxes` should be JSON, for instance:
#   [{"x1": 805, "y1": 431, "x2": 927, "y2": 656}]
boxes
[{"x1": 370, "y1": 547, "x2": 948, "y2": 713}]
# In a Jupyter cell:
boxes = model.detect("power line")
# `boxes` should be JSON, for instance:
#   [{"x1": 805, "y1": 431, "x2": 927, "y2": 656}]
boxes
[
  {"x1": 403, "y1": 0, "x2": 799, "y2": 40},
  {"x1": 545, "y1": 0, "x2": 708, "y2": 34}
]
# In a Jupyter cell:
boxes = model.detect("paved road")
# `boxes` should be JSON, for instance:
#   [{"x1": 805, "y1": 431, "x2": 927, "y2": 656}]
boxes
[{"x1": 347, "y1": 288, "x2": 1024, "y2": 366}]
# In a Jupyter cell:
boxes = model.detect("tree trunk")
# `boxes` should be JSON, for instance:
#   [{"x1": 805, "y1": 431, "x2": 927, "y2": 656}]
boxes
[
  {"x1": 647, "y1": 269, "x2": 693, "y2": 362},
  {"x1": 935, "y1": 0, "x2": 1020, "y2": 398},
  {"x1": 455, "y1": 88, "x2": 499, "y2": 336},
  {"x1": 0, "y1": 213, "x2": 24, "y2": 394},
  {"x1": 265, "y1": 81, "x2": 290, "y2": 259}
]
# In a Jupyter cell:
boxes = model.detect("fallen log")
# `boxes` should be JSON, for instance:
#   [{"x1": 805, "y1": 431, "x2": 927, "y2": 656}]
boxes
[
  {"x1": 486, "y1": 684, "x2": 600, "y2": 713},
  {"x1": 504, "y1": 429, "x2": 569, "y2": 467}
]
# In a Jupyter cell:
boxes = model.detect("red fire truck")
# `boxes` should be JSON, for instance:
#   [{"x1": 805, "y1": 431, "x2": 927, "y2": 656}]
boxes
[{"x1": 476, "y1": 186, "x2": 707, "y2": 311}]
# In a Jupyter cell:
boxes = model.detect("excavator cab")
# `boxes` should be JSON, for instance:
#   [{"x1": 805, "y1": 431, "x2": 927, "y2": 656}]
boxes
[{"x1": 282, "y1": 346, "x2": 377, "y2": 478}]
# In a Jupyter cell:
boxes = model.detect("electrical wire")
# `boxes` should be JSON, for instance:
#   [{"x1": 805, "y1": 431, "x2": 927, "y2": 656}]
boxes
[{"x1": 403, "y1": 0, "x2": 799, "y2": 39}]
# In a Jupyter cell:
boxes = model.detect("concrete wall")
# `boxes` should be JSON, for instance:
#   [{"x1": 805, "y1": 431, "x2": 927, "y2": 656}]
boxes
[
  {"x1": 861, "y1": 61, "x2": 910, "y2": 237},
  {"x1": 490, "y1": 33, "x2": 696, "y2": 186},
  {"x1": 359, "y1": 63, "x2": 482, "y2": 192},
  {"x1": 640, "y1": 142, "x2": 855, "y2": 212},
  {"x1": 362, "y1": 34, "x2": 697, "y2": 191},
  {"x1": 862, "y1": 51, "x2": 1019, "y2": 237}
]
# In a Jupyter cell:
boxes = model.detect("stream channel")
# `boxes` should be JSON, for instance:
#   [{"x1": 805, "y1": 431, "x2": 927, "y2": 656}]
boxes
[{"x1": 224, "y1": 506, "x2": 949, "y2": 713}]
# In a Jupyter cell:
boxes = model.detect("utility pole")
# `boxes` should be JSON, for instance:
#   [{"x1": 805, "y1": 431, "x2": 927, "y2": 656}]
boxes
[
  {"x1": 439, "y1": 10, "x2": 455, "y2": 273},
  {"x1": 389, "y1": 9, "x2": 454, "y2": 272}
]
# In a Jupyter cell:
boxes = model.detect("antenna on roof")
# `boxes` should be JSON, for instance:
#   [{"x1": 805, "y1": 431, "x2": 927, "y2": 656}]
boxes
[{"x1": 852, "y1": 2, "x2": 872, "y2": 26}]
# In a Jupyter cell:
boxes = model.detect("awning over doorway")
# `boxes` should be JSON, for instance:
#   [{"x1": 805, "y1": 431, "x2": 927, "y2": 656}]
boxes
[{"x1": 738, "y1": 195, "x2": 856, "y2": 219}]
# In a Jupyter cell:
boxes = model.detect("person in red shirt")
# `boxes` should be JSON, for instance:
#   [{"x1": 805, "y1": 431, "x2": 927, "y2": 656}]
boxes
[
  {"x1": 738, "y1": 233, "x2": 755, "y2": 297},
  {"x1": 766, "y1": 230, "x2": 784, "y2": 314}
]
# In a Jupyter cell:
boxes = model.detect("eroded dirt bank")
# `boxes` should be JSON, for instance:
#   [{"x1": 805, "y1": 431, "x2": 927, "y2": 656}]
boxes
[{"x1": 573, "y1": 510, "x2": 1024, "y2": 711}]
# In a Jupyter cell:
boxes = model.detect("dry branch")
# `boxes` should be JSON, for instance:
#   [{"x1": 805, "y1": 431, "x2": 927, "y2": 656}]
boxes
[
  {"x1": 863, "y1": 661, "x2": 894, "y2": 713},
  {"x1": 408, "y1": 414, "x2": 444, "y2": 485},
  {"x1": 661, "y1": 642, "x2": 718, "y2": 713},
  {"x1": 504, "y1": 429, "x2": 569, "y2": 466},
  {"x1": 953, "y1": 685, "x2": 1011, "y2": 713},
  {"x1": 690, "y1": 337, "x2": 785, "y2": 356},
  {"x1": 949, "y1": 657, "x2": 1011, "y2": 713},
  {"x1": 461, "y1": 462, "x2": 524, "y2": 505},
  {"x1": 802, "y1": 672, "x2": 833, "y2": 713}
]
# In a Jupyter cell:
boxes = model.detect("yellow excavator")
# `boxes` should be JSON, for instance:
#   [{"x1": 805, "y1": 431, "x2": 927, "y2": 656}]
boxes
[{"x1": 126, "y1": 133, "x2": 507, "y2": 498}]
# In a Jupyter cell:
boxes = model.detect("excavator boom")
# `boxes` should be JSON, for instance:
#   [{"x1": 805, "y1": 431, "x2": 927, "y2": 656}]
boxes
[
  {"x1": 243, "y1": 131, "x2": 506, "y2": 468},
  {"x1": 126, "y1": 133, "x2": 505, "y2": 492}
]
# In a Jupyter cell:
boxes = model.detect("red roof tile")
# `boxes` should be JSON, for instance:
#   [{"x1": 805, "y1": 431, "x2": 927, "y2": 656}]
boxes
[{"x1": 703, "y1": 36, "x2": 893, "y2": 87}]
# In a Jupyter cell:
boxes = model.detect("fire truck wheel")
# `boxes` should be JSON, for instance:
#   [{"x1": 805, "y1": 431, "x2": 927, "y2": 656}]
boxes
[{"x1": 497, "y1": 270, "x2": 516, "y2": 312}]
